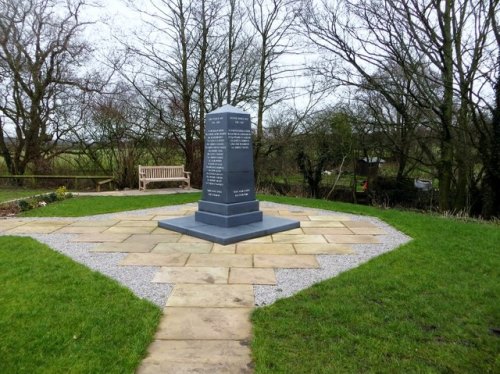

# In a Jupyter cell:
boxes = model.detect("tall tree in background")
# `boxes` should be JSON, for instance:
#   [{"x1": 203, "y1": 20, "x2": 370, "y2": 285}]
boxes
[
  {"x1": 247, "y1": 0, "x2": 298, "y2": 178},
  {"x1": 473, "y1": 0, "x2": 500, "y2": 217},
  {"x1": 123, "y1": 0, "x2": 203, "y2": 183},
  {"x1": 355, "y1": 65, "x2": 432, "y2": 181},
  {"x1": 124, "y1": 0, "x2": 261, "y2": 185},
  {"x1": 0, "y1": 0, "x2": 97, "y2": 175},
  {"x1": 301, "y1": 0, "x2": 498, "y2": 212}
]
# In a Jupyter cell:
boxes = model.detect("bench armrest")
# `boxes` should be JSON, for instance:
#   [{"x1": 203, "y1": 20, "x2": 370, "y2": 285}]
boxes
[{"x1": 184, "y1": 171, "x2": 191, "y2": 177}]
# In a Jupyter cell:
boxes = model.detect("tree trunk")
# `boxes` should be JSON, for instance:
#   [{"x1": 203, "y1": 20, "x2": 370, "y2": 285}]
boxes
[
  {"x1": 438, "y1": 0, "x2": 455, "y2": 212},
  {"x1": 198, "y1": 0, "x2": 209, "y2": 186},
  {"x1": 481, "y1": 52, "x2": 500, "y2": 218},
  {"x1": 254, "y1": 37, "x2": 267, "y2": 183}
]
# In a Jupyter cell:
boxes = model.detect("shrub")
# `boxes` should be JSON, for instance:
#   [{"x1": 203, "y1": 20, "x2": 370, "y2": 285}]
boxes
[
  {"x1": 370, "y1": 176, "x2": 418, "y2": 206},
  {"x1": 16, "y1": 187, "x2": 72, "y2": 213},
  {"x1": 55, "y1": 186, "x2": 72, "y2": 200}
]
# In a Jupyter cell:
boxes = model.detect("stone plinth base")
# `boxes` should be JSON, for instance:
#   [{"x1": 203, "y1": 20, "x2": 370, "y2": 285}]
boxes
[
  {"x1": 195, "y1": 200, "x2": 262, "y2": 227},
  {"x1": 158, "y1": 215, "x2": 300, "y2": 245}
]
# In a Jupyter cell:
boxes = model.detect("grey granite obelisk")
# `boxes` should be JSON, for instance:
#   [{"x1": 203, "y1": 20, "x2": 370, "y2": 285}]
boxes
[{"x1": 158, "y1": 104, "x2": 299, "y2": 244}]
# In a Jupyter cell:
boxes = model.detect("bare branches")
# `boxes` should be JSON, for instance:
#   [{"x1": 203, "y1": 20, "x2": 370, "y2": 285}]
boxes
[{"x1": 0, "y1": 0, "x2": 100, "y2": 174}]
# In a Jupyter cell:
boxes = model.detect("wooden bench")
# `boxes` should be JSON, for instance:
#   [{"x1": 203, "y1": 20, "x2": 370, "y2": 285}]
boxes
[
  {"x1": 138, "y1": 165, "x2": 191, "y2": 190},
  {"x1": 0, "y1": 175, "x2": 114, "y2": 192}
]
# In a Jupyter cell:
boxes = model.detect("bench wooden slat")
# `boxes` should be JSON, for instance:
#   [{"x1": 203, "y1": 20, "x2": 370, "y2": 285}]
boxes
[{"x1": 138, "y1": 165, "x2": 190, "y2": 190}]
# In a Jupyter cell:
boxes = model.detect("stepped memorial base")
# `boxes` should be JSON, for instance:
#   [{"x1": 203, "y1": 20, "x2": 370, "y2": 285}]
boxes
[{"x1": 158, "y1": 215, "x2": 300, "y2": 245}]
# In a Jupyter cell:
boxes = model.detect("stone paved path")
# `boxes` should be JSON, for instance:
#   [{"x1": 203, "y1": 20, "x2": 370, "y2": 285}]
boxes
[{"x1": 0, "y1": 203, "x2": 406, "y2": 373}]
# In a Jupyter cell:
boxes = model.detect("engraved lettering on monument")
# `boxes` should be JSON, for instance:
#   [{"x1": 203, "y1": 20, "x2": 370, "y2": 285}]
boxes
[{"x1": 158, "y1": 104, "x2": 300, "y2": 245}]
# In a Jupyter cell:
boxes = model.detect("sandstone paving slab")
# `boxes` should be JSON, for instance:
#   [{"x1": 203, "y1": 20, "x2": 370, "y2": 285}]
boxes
[
  {"x1": 278, "y1": 214, "x2": 310, "y2": 221},
  {"x1": 150, "y1": 227, "x2": 183, "y2": 235},
  {"x1": 103, "y1": 226, "x2": 155, "y2": 234},
  {"x1": 275, "y1": 228, "x2": 305, "y2": 235},
  {"x1": 114, "y1": 214, "x2": 155, "y2": 221},
  {"x1": 71, "y1": 233, "x2": 130, "y2": 242},
  {"x1": 238, "y1": 235, "x2": 273, "y2": 244},
  {"x1": 177, "y1": 235, "x2": 213, "y2": 243},
  {"x1": 139, "y1": 340, "x2": 251, "y2": 367},
  {"x1": 20, "y1": 220, "x2": 72, "y2": 226},
  {"x1": 308, "y1": 215, "x2": 351, "y2": 221},
  {"x1": 236, "y1": 243, "x2": 295, "y2": 255},
  {"x1": 229, "y1": 268, "x2": 276, "y2": 285},
  {"x1": 152, "y1": 242, "x2": 213, "y2": 254},
  {"x1": 253, "y1": 254, "x2": 320, "y2": 269},
  {"x1": 349, "y1": 227, "x2": 387, "y2": 235},
  {"x1": 68, "y1": 219, "x2": 118, "y2": 227},
  {"x1": 325, "y1": 234, "x2": 380, "y2": 244},
  {"x1": 138, "y1": 359, "x2": 252, "y2": 374},
  {"x1": 120, "y1": 253, "x2": 189, "y2": 267},
  {"x1": 152, "y1": 210, "x2": 189, "y2": 218},
  {"x1": 54, "y1": 226, "x2": 108, "y2": 234},
  {"x1": 302, "y1": 227, "x2": 353, "y2": 235},
  {"x1": 186, "y1": 254, "x2": 253, "y2": 268},
  {"x1": 123, "y1": 234, "x2": 180, "y2": 245},
  {"x1": 6, "y1": 224, "x2": 66, "y2": 234},
  {"x1": 300, "y1": 220, "x2": 345, "y2": 228},
  {"x1": 156, "y1": 307, "x2": 252, "y2": 340},
  {"x1": 0, "y1": 221, "x2": 27, "y2": 231},
  {"x1": 166, "y1": 284, "x2": 254, "y2": 307},
  {"x1": 153, "y1": 267, "x2": 228, "y2": 284},
  {"x1": 211, "y1": 243, "x2": 236, "y2": 254},
  {"x1": 272, "y1": 234, "x2": 327, "y2": 244},
  {"x1": 294, "y1": 243, "x2": 354, "y2": 255},
  {"x1": 115, "y1": 220, "x2": 159, "y2": 227},
  {"x1": 91, "y1": 242, "x2": 154, "y2": 253},
  {"x1": 279, "y1": 210, "x2": 315, "y2": 216},
  {"x1": 151, "y1": 216, "x2": 184, "y2": 222},
  {"x1": 341, "y1": 220, "x2": 378, "y2": 228}
]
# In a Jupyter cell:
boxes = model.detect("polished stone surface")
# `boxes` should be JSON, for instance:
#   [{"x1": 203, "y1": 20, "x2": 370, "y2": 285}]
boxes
[{"x1": 158, "y1": 215, "x2": 300, "y2": 245}]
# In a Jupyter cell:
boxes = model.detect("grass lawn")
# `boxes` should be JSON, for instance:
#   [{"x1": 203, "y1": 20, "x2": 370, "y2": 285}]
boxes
[
  {"x1": 252, "y1": 195, "x2": 500, "y2": 373},
  {"x1": 0, "y1": 236, "x2": 161, "y2": 373},
  {"x1": 0, "y1": 188, "x2": 51, "y2": 203},
  {"x1": 11, "y1": 193, "x2": 500, "y2": 371},
  {"x1": 20, "y1": 192, "x2": 201, "y2": 217}
]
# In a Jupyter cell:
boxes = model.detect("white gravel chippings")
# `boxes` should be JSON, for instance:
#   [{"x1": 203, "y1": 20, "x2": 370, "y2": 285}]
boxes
[
  {"x1": 2, "y1": 202, "x2": 411, "y2": 309},
  {"x1": 253, "y1": 206, "x2": 412, "y2": 306},
  {"x1": 11, "y1": 232, "x2": 173, "y2": 307}
]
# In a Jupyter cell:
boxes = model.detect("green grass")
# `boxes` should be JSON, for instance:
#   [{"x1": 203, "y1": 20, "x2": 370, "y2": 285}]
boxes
[
  {"x1": 0, "y1": 188, "x2": 52, "y2": 203},
  {"x1": 0, "y1": 236, "x2": 161, "y2": 373},
  {"x1": 21, "y1": 192, "x2": 201, "y2": 217},
  {"x1": 253, "y1": 195, "x2": 500, "y2": 373},
  {"x1": 10, "y1": 192, "x2": 500, "y2": 371}
]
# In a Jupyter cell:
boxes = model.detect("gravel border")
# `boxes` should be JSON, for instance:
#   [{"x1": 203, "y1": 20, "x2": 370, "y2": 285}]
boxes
[
  {"x1": 1, "y1": 202, "x2": 411, "y2": 308},
  {"x1": 253, "y1": 203, "x2": 412, "y2": 306}
]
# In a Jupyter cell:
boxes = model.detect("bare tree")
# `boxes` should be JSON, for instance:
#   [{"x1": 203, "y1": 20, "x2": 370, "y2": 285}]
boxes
[
  {"x1": 301, "y1": 0, "x2": 498, "y2": 211},
  {"x1": 203, "y1": 1, "x2": 259, "y2": 108},
  {"x1": 355, "y1": 64, "x2": 433, "y2": 181},
  {"x1": 472, "y1": 0, "x2": 500, "y2": 217},
  {"x1": 0, "y1": 0, "x2": 99, "y2": 175},
  {"x1": 247, "y1": 0, "x2": 298, "y2": 175},
  {"x1": 74, "y1": 86, "x2": 153, "y2": 188},
  {"x1": 121, "y1": 0, "x2": 202, "y2": 182}
]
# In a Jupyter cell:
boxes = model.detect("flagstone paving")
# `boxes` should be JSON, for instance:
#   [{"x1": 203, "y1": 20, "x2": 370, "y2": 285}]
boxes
[{"x1": 0, "y1": 203, "x2": 405, "y2": 373}]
